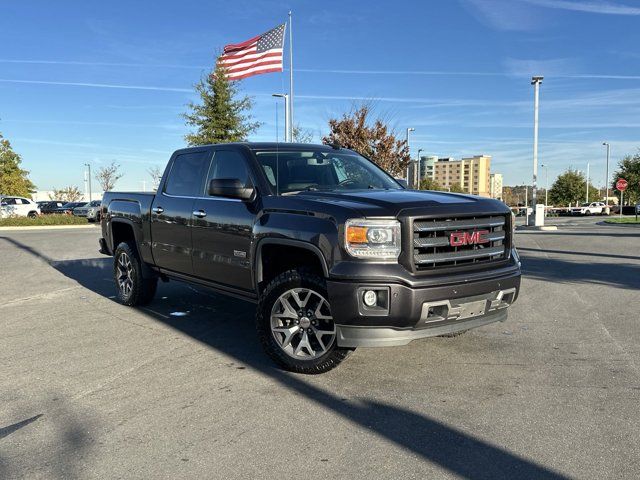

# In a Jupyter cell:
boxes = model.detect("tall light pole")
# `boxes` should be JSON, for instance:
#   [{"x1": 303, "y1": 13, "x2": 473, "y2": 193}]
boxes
[
  {"x1": 406, "y1": 127, "x2": 415, "y2": 187},
  {"x1": 541, "y1": 164, "x2": 549, "y2": 206},
  {"x1": 603, "y1": 142, "x2": 610, "y2": 205},
  {"x1": 272, "y1": 94, "x2": 290, "y2": 142},
  {"x1": 530, "y1": 76, "x2": 543, "y2": 225},
  {"x1": 417, "y1": 148, "x2": 423, "y2": 189},
  {"x1": 84, "y1": 163, "x2": 92, "y2": 201},
  {"x1": 586, "y1": 161, "x2": 590, "y2": 203}
]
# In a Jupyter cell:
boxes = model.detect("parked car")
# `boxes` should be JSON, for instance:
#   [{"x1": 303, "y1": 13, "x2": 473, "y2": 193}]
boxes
[
  {"x1": 0, "y1": 195, "x2": 40, "y2": 218},
  {"x1": 73, "y1": 200, "x2": 102, "y2": 221},
  {"x1": 39, "y1": 201, "x2": 66, "y2": 214},
  {"x1": 100, "y1": 143, "x2": 521, "y2": 374},
  {"x1": 570, "y1": 202, "x2": 606, "y2": 216},
  {"x1": 55, "y1": 202, "x2": 87, "y2": 215}
]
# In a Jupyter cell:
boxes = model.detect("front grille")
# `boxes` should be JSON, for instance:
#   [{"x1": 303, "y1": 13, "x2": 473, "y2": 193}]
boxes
[{"x1": 412, "y1": 215, "x2": 509, "y2": 271}]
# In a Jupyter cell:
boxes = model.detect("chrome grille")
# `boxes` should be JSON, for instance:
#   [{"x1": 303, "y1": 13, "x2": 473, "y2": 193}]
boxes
[{"x1": 412, "y1": 215, "x2": 508, "y2": 270}]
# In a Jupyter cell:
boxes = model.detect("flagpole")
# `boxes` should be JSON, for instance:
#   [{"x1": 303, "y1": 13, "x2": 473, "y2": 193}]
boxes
[{"x1": 288, "y1": 10, "x2": 294, "y2": 142}]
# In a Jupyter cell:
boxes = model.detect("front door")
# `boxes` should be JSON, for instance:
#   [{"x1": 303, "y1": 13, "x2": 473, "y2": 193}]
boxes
[
  {"x1": 191, "y1": 149, "x2": 256, "y2": 290},
  {"x1": 150, "y1": 150, "x2": 210, "y2": 275}
]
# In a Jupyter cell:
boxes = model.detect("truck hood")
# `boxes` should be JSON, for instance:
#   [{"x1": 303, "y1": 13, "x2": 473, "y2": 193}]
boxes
[{"x1": 292, "y1": 189, "x2": 510, "y2": 218}]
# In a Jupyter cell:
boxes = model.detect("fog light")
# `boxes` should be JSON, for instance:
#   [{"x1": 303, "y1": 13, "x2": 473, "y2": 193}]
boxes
[{"x1": 363, "y1": 290, "x2": 377, "y2": 307}]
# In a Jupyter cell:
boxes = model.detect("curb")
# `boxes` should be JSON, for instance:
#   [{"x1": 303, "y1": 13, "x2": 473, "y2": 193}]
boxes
[
  {"x1": 599, "y1": 221, "x2": 640, "y2": 228},
  {"x1": 0, "y1": 224, "x2": 99, "y2": 232}
]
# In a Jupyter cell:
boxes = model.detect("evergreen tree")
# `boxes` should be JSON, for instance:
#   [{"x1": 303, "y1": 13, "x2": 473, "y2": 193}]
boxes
[
  {"x1": 183, "y1": 63, "x2": 260, "y2": 145},
  {"x1": 0, "y1": 133, "x2": 35, "y2": 196}
]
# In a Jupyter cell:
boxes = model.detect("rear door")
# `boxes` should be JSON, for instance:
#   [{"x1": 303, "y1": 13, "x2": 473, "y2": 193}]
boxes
[
  {"x1": 150, "y1": 149, "x2": 211, "y2": 275},
  {"x1": 191, "y1": 149, "x2": 256, "y2": 290}
]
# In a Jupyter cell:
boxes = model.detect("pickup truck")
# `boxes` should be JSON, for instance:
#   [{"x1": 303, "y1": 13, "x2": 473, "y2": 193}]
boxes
[{"x1": 100, "y1": 143, "x2": 521, "y2": 374}]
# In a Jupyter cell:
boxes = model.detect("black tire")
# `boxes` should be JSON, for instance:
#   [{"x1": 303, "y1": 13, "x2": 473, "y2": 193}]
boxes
[
  {"x1": 257, "y1": 269, "x2": 352, "y2": 374},
  {"x1": 27, "y1": 211, "x2": 38, "y2": 218},
  {"x1": 113, "y1": 241, "x2": 157, "y2": 306}
]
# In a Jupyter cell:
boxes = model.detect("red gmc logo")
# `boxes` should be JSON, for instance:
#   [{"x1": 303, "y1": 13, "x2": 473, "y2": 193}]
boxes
[{"x1": 449, "y1": 230, "x2": 490, "y2": 247}]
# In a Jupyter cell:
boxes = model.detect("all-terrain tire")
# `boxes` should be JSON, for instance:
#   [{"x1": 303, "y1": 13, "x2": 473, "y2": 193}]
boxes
[
  {"x1": 257, "y1": 269, "x2": 352, "y2": 374},
  {"x1": 113, "y1": 241, "x2": 157, "y2": 306}
]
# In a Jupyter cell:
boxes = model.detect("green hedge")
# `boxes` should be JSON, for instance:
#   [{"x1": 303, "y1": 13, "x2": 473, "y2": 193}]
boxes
[
  {"x1": 0, "y1": 215, "x2": 90, "y2": 227},
  {"x1": 604, "y1": 217, "x2": 640, "y2": 224}
]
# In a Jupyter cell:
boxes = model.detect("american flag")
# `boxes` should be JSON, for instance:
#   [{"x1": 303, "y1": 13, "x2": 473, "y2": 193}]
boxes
[{"x1": 219, "y1": 23, "x2": 286, "y2": 80}]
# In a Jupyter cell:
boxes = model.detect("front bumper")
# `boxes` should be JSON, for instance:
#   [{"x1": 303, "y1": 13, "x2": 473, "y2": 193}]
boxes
[{"x1": 326, "y1": 265, "x2": 520, "y2": 348}]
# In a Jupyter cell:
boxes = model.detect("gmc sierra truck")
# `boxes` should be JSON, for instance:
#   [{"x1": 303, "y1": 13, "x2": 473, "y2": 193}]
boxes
[{"x1": 99, "y1": 143, "x2": 521, "y2": 374}]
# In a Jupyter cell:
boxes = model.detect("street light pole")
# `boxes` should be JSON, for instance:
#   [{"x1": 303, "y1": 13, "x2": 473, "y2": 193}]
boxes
[
  {"x1": 603, "y1": 142, "x2": 610, "y2": 205},
  {"x1": 586, "y1": 161, "x2": 590, "y2": 202},
  {"x1": 406, "y1": 127, "x2": 415, "y2": 187},
  {"x1": 541, "y1": 164, "x2": 549, "y2": 206},
  {"x1": 530, "y1": 76, "x2": 543, "y2": 225},
  {"x1": 417, "y1": 148, "x2": 423, "y2": 189},
  {"x1": 272, "y1": 94, "x2": 290, "y2": 142},
  {"x1": 84, "y1": 163, "x2": 92, "y2": 201}
]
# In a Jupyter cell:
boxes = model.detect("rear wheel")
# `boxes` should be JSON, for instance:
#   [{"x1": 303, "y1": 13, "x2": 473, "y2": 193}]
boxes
[
  {"x1": 257, "y1": 269, "x2": 352, "y2": 374},
  {"x1": 27, "y1": 211, "x2": 38, "y2": 218},
  {"x1": 113, "y1": 242, "x2": 157, "y2": 306}
]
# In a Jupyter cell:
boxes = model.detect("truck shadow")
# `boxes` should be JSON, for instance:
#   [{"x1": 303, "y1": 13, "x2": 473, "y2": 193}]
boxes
[{"x1": 1, "y1": 236, "x2": 569, "y2": 479}]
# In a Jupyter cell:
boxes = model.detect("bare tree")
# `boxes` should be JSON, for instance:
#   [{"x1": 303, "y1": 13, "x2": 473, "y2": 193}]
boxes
[
  {"x1": 95, "y1": 161, "x2": 123, "y2": 192},
  {"x1": 322, "y1": 105, "x2": 410, "y2": 177},
  {"x1": 50, "y1": 186, "x2": 83, "y2": 202},
  {"x1": 147, "y1": 166, "x2": 163, "y2": 190},
  {"x1": 292, "y1": 124, "x2": 314, "y2": 143}
]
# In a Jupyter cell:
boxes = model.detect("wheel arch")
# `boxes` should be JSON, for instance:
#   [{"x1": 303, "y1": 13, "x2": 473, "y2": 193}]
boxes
[{"x1": 255, "y1": 238, "x2": 329, "y2": 291}]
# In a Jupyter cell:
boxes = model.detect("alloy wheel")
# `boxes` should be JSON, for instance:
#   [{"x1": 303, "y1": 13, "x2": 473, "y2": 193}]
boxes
[
  {"x1": 270, "y1": 288, "x2": 336, "y2": 360},
  {"x1": 116, "y1": 252, "x2": 134, "y2": 297}
]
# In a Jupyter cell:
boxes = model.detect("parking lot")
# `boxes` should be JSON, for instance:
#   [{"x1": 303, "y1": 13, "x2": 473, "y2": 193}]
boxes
[{"x1": 1, "y1": 220, "x2": 639, "y2": 479}]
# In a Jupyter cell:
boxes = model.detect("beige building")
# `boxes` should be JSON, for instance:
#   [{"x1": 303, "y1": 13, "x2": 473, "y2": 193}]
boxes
[
  {"x1": 489, "y1": 173, "x2": 503, "y2": 200},
  {"x1": 433, "y1": 155, "x2": 492, "y2": 197}
]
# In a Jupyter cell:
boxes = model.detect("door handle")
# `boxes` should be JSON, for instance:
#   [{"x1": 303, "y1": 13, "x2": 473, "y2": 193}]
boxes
[
  {"x1": 192, "y1": 210, "x2": 207, "y2": 218},
  {"x1": 152, "y1": 206, "x2": 164, "y2": 214}
]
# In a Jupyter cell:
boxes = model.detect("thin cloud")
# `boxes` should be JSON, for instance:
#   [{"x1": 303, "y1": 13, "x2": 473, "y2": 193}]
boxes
[
  {"x1": 522, "y1": 0, "x2": 640, "y2": 15},
  {"x1": 0, "y1": 59, "x2": 205, "y2": 69},
  {"x1": 0, "y1": 78, "x2": 191, "y2": 92}
]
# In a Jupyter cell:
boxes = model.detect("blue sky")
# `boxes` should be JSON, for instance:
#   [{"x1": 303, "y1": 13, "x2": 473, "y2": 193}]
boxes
[{"x1": 1, "y1": 0, "x2": 639, "y2": 192}]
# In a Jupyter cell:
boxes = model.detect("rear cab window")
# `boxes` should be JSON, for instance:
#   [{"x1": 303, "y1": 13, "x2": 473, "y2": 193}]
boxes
[{"x1": 164, "y1": 151, "x2": 211, "y2": 197}]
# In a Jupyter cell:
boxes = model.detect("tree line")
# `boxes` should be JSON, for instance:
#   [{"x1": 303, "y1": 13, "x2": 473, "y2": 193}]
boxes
[{"x1": 1, "y1": 60, "x2": 639, "y2": 204}]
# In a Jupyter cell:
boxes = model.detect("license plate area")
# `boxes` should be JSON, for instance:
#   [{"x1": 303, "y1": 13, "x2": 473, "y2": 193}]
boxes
[{"x1": 419, "y1": 289, "x2": 515, "y2": 325}]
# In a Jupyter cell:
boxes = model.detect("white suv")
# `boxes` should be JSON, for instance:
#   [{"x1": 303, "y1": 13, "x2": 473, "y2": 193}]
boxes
[
  {"x1": 0, "y1": 196, "x2": 41, "y2": 218},
  {"x1": 571, "y1": 202, "x2": 605, "y2": 216}
]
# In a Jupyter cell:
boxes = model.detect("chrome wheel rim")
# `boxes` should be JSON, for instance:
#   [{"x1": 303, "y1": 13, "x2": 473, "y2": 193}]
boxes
[
  {"x1": 270, "y1": 288, "x2": 336, "y2": 360},
  {"x1": 116, "y1": 252, "x2": 134, "y2": 297}
]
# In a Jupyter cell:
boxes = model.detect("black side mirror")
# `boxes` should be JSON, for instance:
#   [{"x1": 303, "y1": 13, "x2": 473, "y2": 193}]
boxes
[{"x1": 208, "y1": 178, "x2": 254, "y2": 201}]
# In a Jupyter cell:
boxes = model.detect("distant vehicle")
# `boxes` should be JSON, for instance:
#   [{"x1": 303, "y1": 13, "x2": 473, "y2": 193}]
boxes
[
  {"x1": 39, "y1": 201, "x2": 66, "y2": 214},
  {"x1": 56, "y1": 202, "x2": 87, "y2": 215},
  {"x1": 73, "y1": 200, "x2": 102, "y2": 221},
  {"x1": 570, "y1": 202, "x2": 606, "y2": 216},
  {"x1": 0, "y1": 196, "x2": 40, "y2": 218}
]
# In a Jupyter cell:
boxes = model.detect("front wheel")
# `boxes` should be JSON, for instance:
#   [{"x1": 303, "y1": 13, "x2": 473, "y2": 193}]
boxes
[
  {"x1": 113, "y1": 242, "x2": 157, "y2": 306},
  {"x1": 257, "y1": 269, "x2": 352, "y2": 374}
]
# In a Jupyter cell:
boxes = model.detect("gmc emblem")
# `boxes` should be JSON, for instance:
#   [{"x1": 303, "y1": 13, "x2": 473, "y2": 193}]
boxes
[{"x1": 449, "y1": 230, "x2": 490, "y2": 247}]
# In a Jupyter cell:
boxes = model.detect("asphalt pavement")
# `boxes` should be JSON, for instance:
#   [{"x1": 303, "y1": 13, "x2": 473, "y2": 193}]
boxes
[{"x1": 1, "y1": 220, "x2": 639, "y2": 479}]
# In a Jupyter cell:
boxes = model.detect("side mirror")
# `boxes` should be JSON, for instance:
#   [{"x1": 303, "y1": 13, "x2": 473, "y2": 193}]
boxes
[
  {"x1": 208, "y1": 178, "x2": 254, "y2": 201},
  {"x1": 395, "y1": 178, "x2": 408, "y2": 189}
]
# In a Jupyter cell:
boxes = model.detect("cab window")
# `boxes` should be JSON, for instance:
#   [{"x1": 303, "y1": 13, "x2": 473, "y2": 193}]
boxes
[{"x1": 164, "y1": 151, "x2": 210, "y2": 197}]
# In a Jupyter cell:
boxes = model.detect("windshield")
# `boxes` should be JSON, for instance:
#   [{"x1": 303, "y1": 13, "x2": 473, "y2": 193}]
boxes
[{"x1": 253, "y1": 149, "x2": 402, "y2": 194}]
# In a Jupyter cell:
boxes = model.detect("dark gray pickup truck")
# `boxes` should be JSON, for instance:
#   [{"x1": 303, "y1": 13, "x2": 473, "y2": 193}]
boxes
[{"x1": 100, "y1": 142, "x2": 521, "y2": 373}]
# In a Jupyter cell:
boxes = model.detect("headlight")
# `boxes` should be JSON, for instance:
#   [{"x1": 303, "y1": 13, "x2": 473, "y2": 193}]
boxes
[{"x1": 344, "y1": 218, "x2": 401, "y2": 261}]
